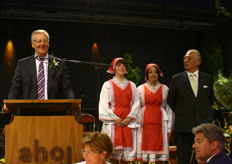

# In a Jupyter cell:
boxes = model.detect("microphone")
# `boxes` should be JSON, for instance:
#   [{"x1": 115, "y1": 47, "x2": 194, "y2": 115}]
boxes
[
  {"x1": 34, "y1": 54, "x2": 49, "y2": 61},
  {"x1": 34, "y1": 54, "x2": 41, "y2": 60},
  {"x1": 34, "y1": 54, "x2": 60, "y2": 61}
]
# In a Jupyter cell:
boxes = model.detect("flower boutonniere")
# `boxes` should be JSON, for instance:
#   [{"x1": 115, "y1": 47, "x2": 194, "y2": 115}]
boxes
[{"x1": 49, "y1": 59, "x2": 59, "y2": 69}]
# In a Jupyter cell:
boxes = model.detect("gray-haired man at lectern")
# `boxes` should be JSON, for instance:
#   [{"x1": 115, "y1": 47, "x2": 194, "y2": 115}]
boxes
[{"x1": 3, "y1": 29, "x2": 75, "y2": 112}]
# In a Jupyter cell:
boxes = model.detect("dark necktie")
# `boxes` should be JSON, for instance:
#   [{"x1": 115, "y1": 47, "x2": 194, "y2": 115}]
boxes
[{"x1": 37, "y1": 60, "x2": 45, "y2": 99}]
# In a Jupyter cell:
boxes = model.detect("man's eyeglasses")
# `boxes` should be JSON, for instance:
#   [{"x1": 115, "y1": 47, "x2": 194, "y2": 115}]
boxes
[
  {"x1": 32, "y1": 39, "x2": 49, "y2": 44},
  {"x1": 81, "y1": 149, "x2": 102, "y2": 155}
]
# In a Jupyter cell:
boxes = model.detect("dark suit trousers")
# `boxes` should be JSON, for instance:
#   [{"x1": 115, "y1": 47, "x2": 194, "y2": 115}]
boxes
[{"x1": 175, "y1": 131, "x2": 195, "y2": 164}]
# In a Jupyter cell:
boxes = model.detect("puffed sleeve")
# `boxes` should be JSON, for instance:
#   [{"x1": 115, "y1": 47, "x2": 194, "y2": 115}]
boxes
[
  {"x1": 163, "y1": 85, "x2": 175, "y2": 133},
  {"x1": 137, "y1": 84, "x2": 146, "y2": 108},
  {"x1": 126, "y1": 81, "x2": 141, "y2": 128},
  {"x1": 99, "y1": 81, "x2": 121, "y2": 124}
]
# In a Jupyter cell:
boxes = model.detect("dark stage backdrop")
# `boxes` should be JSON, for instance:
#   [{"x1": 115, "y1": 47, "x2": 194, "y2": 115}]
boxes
[{"x1": 0, "y1": 19, "x2": 232, "y2": 124}]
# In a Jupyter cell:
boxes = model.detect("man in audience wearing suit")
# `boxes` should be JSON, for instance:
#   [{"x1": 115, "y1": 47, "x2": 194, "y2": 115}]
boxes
[
  {"x1": 192, "y1": 123, "x2": 232, "y2": 164},
  {"x1": 3, "y1": 29, "x2": 75, "y2": 112},
  {"x1": 167, "y1": 49, "x2": 215, "y2": 164}
]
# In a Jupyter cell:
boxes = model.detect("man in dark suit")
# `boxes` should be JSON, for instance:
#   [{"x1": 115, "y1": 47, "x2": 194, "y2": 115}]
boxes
[
  {"x1": 192, "y1": 123, "x2": 232, "y2": 164},
  {"x1": 167, "y1": 49, "x2": 215, "y2": 164},
  {"x1": 3, "y1": 29, "x2": 75, "y2": 112}
]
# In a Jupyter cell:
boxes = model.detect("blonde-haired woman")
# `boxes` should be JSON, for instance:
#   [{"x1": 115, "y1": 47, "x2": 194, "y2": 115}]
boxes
[{"x1": 75, "y1": 132, "x2": 113, "y2": 164}]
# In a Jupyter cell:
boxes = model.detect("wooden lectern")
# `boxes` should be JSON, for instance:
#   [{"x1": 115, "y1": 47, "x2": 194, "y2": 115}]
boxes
[{"x1": 4, "y1": 99, "x2": 83, "y2": 164}]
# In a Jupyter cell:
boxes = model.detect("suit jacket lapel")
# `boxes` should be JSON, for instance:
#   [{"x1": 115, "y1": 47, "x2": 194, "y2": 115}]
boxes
[
  {"x1": 182, "y1": 71, "x2": 197, "y2": 97},
  {"x1": 198, "y1": 71, "x2": 205, "y2": 97},
  {"x1": 28, "y1": 56, "x2": 37, "y2": 89},
  {"x1": 27, "y1": 55, "x2": 38, "y2": 99},
  {"x1": 183, "y1": 71, "x2": 192, "y2": 91},
  {"x1": 47, "y1": 57, "x2": 55, "y2": 96}
]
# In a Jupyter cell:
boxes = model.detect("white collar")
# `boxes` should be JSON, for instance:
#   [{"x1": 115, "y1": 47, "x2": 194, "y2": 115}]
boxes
[
  {"x1": 206, "y1": 152, "x2": 220, "y2": 162},
  {"x1": 186, "y1": 70, "x2": 199, "y2": 77}
]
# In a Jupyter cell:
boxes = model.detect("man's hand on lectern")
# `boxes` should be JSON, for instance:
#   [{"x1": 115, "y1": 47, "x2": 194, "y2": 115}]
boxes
[
  {"x1": 2, "y1": 104, "x2": 11, "y2": 113},
  {"x1": 73, "y1": 103, "x2": 81, "y2": 115}
]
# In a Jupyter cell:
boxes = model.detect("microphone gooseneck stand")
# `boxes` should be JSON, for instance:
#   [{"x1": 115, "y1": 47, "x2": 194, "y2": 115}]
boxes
[
  {"x1": 35, "y1": 54, "x2": 110, "y2": 131},
  {"x1": 62, "y1": 58, "x2": 110, "y2": 131},
  {"x1": 35, "y1": 54, "x2": 111, "y2": 68}
]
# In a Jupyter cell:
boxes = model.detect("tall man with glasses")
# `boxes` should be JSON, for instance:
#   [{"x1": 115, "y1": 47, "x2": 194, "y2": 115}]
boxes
[
  {"x1": 167, "y1": 49, "x2": 215, "y2": 164},
  {"x1": 3, "y1": 29, "x2": 75, "y2": 112}
]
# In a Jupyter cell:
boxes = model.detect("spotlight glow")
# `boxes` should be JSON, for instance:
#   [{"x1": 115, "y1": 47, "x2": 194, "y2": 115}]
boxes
[
  {"x1": 5, "y1": 40, "x2": 15, "y2": 66},
  {"x1": 3, "y1": 40, "x2": 16, "y2": 74},
  {"x1": 91, "y1": 42, "x2": 101, "y2": 63}
]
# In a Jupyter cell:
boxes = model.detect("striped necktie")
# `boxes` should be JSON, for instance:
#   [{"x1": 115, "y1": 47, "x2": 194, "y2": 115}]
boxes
[
  {"x1": 189, "y1": 73, "x2": 197, "y2": 97},
  {"x1": 37, "y1": 60, "x2": 45, "y2": 99}
]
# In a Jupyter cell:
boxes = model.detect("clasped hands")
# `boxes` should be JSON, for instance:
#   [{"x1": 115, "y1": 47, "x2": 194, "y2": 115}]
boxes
[{"x1": 114, "y1": 117, "x2": 132, "y2": 127}]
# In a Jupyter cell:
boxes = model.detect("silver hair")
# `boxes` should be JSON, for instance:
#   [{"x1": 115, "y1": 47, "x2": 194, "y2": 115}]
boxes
[
  {"x1": 31, "y1": 29, "x2": 50, "y2": 41},
  {"x1": 187, "y1": 49, "x2": 201, "y2": 62}
]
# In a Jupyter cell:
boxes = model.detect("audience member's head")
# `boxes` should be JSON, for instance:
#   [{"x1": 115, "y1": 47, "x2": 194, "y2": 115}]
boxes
[
  {"x1": 192, "y1": 123, "x2": 225, "y2": 162},
  {"x1": 81, "y1": 132, "x2": 113, "y2": 164}
]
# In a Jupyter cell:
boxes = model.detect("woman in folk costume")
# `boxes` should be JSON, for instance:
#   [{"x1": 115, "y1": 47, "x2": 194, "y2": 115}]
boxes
[
  {"x1": 137, "y1": 63, "x2": 174, "y2": 163},
  {"x1": 99, "y1": 58, "x2": 141, "y2": 164}
]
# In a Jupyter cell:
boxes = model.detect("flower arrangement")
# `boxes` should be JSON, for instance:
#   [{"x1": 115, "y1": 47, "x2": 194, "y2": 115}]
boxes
[
  {"x1": 213, "y1": 72, "x2": 232, "y2": 111},
  {"x1": 223, "y1": 122, "x2": 232, "y2": 154},
  {"x1": 214, "y1": 72, "x2": 232, "y2": 155},
  {"x1": 49, "y1": 59, "x2": 59, "y2": 69}
]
